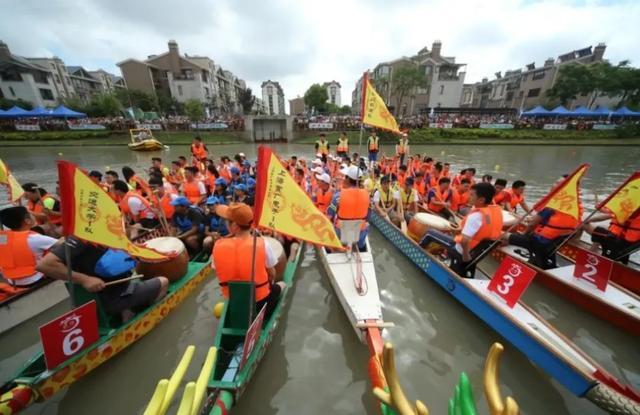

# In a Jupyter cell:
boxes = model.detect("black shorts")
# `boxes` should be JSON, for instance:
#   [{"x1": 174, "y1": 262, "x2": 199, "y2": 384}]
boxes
[
  {"x1": 591, "y1": 226, "x2": 633, "y2": 263},
  {"x1": 101, "y1": 278, "x2": 162, "y2": 314},
  {"x1": 256, "y1": 283, "x2": 282, "y2": 320}
]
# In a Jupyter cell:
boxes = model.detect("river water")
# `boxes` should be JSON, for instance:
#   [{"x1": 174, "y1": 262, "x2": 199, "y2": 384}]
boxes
[{"x1": 1, "y1": 143, "x2": 639, "y2": 414}]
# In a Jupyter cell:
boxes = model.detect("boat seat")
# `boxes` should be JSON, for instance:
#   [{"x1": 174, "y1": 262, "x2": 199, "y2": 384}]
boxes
[
  {"x1": 66, "y1": 283, "x2": 121, "y2": 331},
  {"x1": 226, "y1": 281, "x2": 254, "y2": 331}
]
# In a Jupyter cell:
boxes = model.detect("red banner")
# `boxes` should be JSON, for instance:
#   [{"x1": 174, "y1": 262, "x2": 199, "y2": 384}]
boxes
[
  {"x1": 39, "y1": 301, "x2": 99, "y2": 370},
  {"x1": 573, "y1": 250, "x2": 613, "y2": 292},
  {"x1": 488, "y1": 257, "x2": 537, "y2": 308},
  {"x1": 238, "y1": 304, "x2": 266, "y2": 370}
]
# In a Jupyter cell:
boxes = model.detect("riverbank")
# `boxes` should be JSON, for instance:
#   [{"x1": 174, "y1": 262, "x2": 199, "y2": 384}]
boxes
[
  {"x1": 294, "y1": 128, "x2": 640, "y2": 146},
  {"x1": 0, "y1": 131, "x2": 245, "y2": 146}
]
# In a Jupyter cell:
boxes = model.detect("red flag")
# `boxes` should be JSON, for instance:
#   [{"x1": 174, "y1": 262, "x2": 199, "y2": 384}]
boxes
[{"x1": 532, "y1": 164, "x2": 589, "y2": 220}]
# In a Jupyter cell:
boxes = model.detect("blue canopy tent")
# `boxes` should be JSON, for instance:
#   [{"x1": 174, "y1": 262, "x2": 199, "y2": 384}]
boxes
[
  {"x1": 51, "y1": 105, "x2": 86, "y2": 118},
  {"x1": 592, "y1": 106, "x2": 613, "y2": 117},
  {"x1": 550, "y1": 105, "x2": 572, "y2": 117},
  {"x1": 0, "y1": 106, "x2": 32, "y2": 118},
  {"x1": 611, "y1": 106, "x2": 640, "y2": 118},
  {"x1": 521, "y1": 105, "x2": 552, "y2": 117},
  {"x1": 27, "y1": 106, "x2": 53, "y2": 117},
  {"x1": 570, "y1": 106, "x2": 596, "y2": 117}
]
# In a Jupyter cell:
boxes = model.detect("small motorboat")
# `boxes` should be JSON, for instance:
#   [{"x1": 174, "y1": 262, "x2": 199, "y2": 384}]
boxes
[{"x1": 128, "y1": 128, "x2": 164, "y2": 151}]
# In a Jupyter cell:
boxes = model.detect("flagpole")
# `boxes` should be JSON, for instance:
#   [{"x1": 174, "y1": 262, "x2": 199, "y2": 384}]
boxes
[
  {"x1": 64, "y1": 239, "x2": 76, "y2": 308},
  {"x1": 247, "y1": 231, "x2": 258, "y2": 326},
  {"x1": 550, "y1": 208, "x2": 601, "y2": 256},
  {"x1": 358, "y1": 124, "x2": 364, "y2": 159}
]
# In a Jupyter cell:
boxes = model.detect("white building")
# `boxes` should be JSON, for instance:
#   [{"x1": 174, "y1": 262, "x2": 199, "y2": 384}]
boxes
[
  {"x1": 26, "y1": 57, "x2": 76, "y2": 100},
  {"x1": 323, "y1": 81, "x2": 341, "y2": 107},
  {"x1": 0, "y1": 41, "x2": 59, "y2": 107},
  {"x1": 261, "y1": 80, "x2": 285, "y2": 115}
]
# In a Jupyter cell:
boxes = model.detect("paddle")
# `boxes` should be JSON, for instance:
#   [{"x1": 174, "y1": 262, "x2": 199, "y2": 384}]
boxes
[{"x1": 104, "y1": 273, "x2": 145, "y2": 287}]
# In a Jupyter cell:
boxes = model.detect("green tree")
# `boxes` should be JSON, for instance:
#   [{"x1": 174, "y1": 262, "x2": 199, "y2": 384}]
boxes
[
  {"x1": 184, "y1": 99, "x2": 205, "y2": 129},
  {"x1": 304, "y1": 84, "x2": 329, "y2": 113},
  {"x1": 59, "y1": 96, "x2": 87, "y2": 112},
  {"x1": 546, "y1": 64, "x2": 592, "y2": 105},
  {"x1": 0, "y1": 98, "x2": 34, "y2": 110},
  {"x1": 157, "y1": 92, "x2": 182, "y2": 115},
  {"x1": 87, "y1": 93, "x2": 122, "y2": 117},
  {"x1": 324, "y1": 103, "x2": 340, "y2": 114},
  {"x1": 391, "y1": 65, "x2": 428, "y2": 116},
  {"x1": 115, "y1": 89, "x2": 158, "y2": 111},
  {"x1": 238, "y1": 88, "x2": 255, "y2": 114},
  {"x1": 339, "y1": 105, "x2": 352, "y2": 115}
]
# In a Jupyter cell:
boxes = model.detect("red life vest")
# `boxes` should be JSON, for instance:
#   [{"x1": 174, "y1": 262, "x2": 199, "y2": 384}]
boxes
[
  {"x1": 183, "y1": 180, "x2": 203, "y2": 204},
  {"x1": 454, "y1": 206, "x2": 504, "y2": 250},
  {"x1": 315, "y1": 188, "x2": 334, "y2": 214},
  {"x1": 451, "y1": 189, "x2": 470, "y2": 212},
  {"x1": 493, "y1": 190, "x2": 511, "y2": 206},
  {"x1": 0, "y1": 230, "x2": 37, "y2": 281},
  {"x1": 151, "y1": 193, "x2": 175, "y2": 220},
  {"x1": 119, "y1": 191, "x2": 154, "y2": 222},
  {"x1": 191, "y1": 143, "x2": 208, "y2": 160},
  {"x1": 427, "y1": 188, "x2": 451, "y2": 213},
  {"x1": 337, "y1": 188, "x2": 369, "y2": 220},
  {"x1": 506, "y1": 189, "x2": 524, "y2": 210},
  {"x1": 534, "y1": 210, "x2": 578, "y2": 240},
  {"x1": 609, "y1": 214, "x2": 640, "y2": 243},
  {"x1": 213, "y1": 237, "x2": 270, "y2": 301}
]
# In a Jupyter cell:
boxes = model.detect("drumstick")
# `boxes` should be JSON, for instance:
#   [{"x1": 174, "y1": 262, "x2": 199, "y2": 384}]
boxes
[{"x1": 104, "y1": 273, "x2": 145, "y2": 287}]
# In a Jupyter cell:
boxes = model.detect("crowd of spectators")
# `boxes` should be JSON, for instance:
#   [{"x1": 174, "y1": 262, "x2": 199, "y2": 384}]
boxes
[{"x1": 293, "y1": 115, "x2": 362, "y2": 131}]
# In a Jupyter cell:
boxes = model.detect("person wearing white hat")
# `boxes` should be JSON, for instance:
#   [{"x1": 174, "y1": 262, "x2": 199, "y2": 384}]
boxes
[
  {"x1": 313, "y1": 173, "x2": 334, "y2": 214},
  {"x1": 312, "y1": 159, "x2": 323, "y2": 167},
  {"x1": 327, "y1": 165, "x2": 369, "y2": 251}
]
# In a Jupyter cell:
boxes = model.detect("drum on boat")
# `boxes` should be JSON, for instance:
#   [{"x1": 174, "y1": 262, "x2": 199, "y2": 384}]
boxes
[
  {"x1": 264, "y1": 236, "x2": 287, "y2": 280},
  {"x1": 407, "y1": 212, "x2": 457, "y2": 242},
  {"x1": 502, "y1": 210, "x2": 518, "y2": 228},
  {"x1": 136, "y1": 237, "x2": 189, "y2": 282}
]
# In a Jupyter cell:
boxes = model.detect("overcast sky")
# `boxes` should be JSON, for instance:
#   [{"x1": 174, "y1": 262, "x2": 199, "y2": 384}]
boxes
[{"x1": 2, "y1": 0, "x2": 639, "y2": 109}]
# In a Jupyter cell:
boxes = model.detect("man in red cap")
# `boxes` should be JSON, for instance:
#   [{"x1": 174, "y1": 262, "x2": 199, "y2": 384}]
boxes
[{"x1": 211, "y1": 203, "x2": 285, "y2": 317}]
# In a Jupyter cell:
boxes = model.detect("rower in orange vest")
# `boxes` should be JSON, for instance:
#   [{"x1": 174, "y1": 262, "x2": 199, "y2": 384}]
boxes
[
  {"x1": 492, "y1": 179, "x2": 511, "y2": 209},
  {"x1": 397, "y1": 165, "x2": 409, "y2": 188},
  {"x1": 451, "y1": 178, "x2": 472, "y2": 215},
  {"x1": 427, "y1": 177, "x2": 453, "y2": 220},
  {"x1": 212, "y1": 203, "x2": 286, "y2": 318},
  {"x1": 0, "y1": 206, "x2": 58, "y2": 287},
  {"x1": 182, "y1": 166, "x2": 207, "y2": 205},
  {"x1": 122, "y1": 166, "x2": 152, "y2": 197},
  {"x1": 428, "y1": 163, "x2": 443, "y2": 189},
  {"x1": 148, "y1": 177, "x2": 178, "y2": 220},
  {"x1": 21, "y1": 183, "x2": 61, "y2": 236},
  {"x1": 505, "y1": 180, "x2": 530, "y2": 213},
  {"x1": 112, "y1": 180, "x2": 159, "y2": 236},
  {"x1": 313, "y1": 173, "x2": 334, "y2": 215},
  {"x1": 420, "y1": 183, "x2": 503, "y2": 278},
  {"x1": 329, "y1": 165, "x2": 369, "y2": 251},
  {"x1": 584, "y1": 211, "x2": 640, "y2": 265}
]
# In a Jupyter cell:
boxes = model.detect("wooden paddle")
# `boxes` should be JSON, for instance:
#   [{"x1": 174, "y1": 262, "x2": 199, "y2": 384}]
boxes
[{"x1": 104, "y1": 273, "x2": 145, "y2": 287}]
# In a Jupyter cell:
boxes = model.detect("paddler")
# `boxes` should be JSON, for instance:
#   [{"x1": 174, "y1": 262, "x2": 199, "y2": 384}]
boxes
[
  {"x1": 112, "y1": 180, "x2": 159, "y2": 237},
  {"x1": 0, "y1": 206, "x2": 58, "y2": 287},
  {"x1": 213, "y1": 178, "x2": 230, "y2": 203},
  {"x1": 396, "y1": 132, "x2": 409, "y2": 166},
  {"x1": 399, "y1": 177, "x2": 418, "y2": 222},
  {"x1": 313, "y1": 173, "x2": 334, "y2": 215},
  {"x1": 212, "y1": 203, "x2": 285, "y2": 318},
  {"x1": 363, "y1": 168, "x2": 381, "y2": 195},
  {"x1": 426, "y1": 177, "x2": 453, "y2": 220},
  {"x1": 182, "y1": 166, "x2": 207, "y2": 206},
  {"x1": 372, "y1": 175, "x2": 401, "y2": 226},
  {"x1": 21, "y1": 183, "x2": 61, "y2": 236},
  {"x1": 420, "y1": 183, "x2": 503, "y2": 278},
  {"x1": 38, "y1": 236, "x2": 168, "y2": 321},
  {"x1": 151, "y1": 157, "x2": 170, "y2": 178},
  {"x1": 170, "y1": 196, "x2": 206, "y2": 255},
  {"x1": 170, "y1": 160, "x2": 185, "y2": 184},
  {"x1": 148, "y1": 177, "x2": 178, "y2": 221},
  {"x1": 202, "y1": 196, "x2": 229, "y2": 252},
  {"x1": 584, "y1": 211, "x2": 640, "y2": 265},
  {"x1": 315, "y1": 133, "x2": 330, "y2": 164},
  {"x1": 502, "y1": 205, "x2": 579, "y2": 269},
  {"x1": 233, "y1": 184, "x2": 254, "y2": 206},
  {"x1": 328, "y1": 165, "x2": 369, "y2": 251},
  {"x1": 506, "y1": 180, "x2": 529, "y2": 213},
  {"x1": 122, "y1": 166, "x2": 151, "y2": 197},
  {"x1": 367, "y1": 130, "x2": 380, "y2": 166},
  {"x1": 336, "y1": 131, "x2": 349, "y2": 159},
  {"x1": 442, "y1": 162, "x2": 451, "y2": 178},
  {"x1": 493, "y1": 179, "x2": 510, "y2": 209},
  {"x1": 451, "y1": 178, "x2": 471, "y2": 215}
]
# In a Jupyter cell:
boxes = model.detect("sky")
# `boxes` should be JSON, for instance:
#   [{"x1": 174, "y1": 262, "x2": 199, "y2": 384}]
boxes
[{"x1": 1, "y1": 0, "x2": 639, "y2": 110}]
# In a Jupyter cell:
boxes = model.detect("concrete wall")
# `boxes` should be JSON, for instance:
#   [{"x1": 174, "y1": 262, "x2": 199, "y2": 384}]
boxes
[
  {"x1": 0, "y1": 72, "x2": 58, "y2": 107},
  {"x1": 244, "y1": 115, "x2": 293, "y2": 142},
  {"x1": 168, "y1": 72, "x2": 206, "y2": 103},
  {"x1": 119, "y1": 61, "x2": 156, "y2": 95}
]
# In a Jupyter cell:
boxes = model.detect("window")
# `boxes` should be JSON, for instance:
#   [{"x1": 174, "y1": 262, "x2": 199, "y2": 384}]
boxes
[
  {"x1": 439, "y1": 85, "x2": 445, "y2": 95},
  {"x1": 425, "y1": 65, "x2": 433, "y2": 75},
  {"x1": 178, "y1": 85, "x2": 183, "y2": 96},
  {"x1": 0, "y1": 88, "x2": 4, "y2": 98},
  {"x1": 0, "y1": 70, "x2": 22, "y2": 81},
  {"x1": 55, "y1": 75, "x2": 61, "y2": 83},
  {"x1": 267, "y1": 86, "x2": 274, "y2": 94},
  {"x1": 532, "y1": 70, "x2": 545, "y2": 80},
  {"x1": 9, "y1": 86, "x2": 15, "y2": 97},
  {"x1": 527, "y1": 88, "x2": 541, "y2": 97},
  {"x1": 500, "y1": 84, "x2": 505, "y2": 96},
  {"x1": 33, "y1": 72, "x2": 49, "y2": 84},
  {"x1": 39, "y1": 88, "x2": 54, "y2": 100}
]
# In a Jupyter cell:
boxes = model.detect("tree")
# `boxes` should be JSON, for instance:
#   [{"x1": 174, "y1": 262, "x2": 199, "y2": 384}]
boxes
[
  {"x1": 546, "y1": 64, "x2": 593, "y2": 106},
  {"x1": 304, "y1": 84, "x2": 329, "y2": 113},
  {"x1": 339, "y1": 105, "x2": 352, "y2": 115},
  {"x1": 391, "y1": 65, "x2": 428, "y2": 116},
  {"x1": 157, "y1": 92, "x2": 182, "y2": 115},
  {"x1": 325, "y1": 103, "x2": 340, "y2": 114},
  {"x1": 238, "y1": 88, "x2": 255, "y2": 115},
  {"x1": 184, "y1": 99, "x2": 205, "y2": 129},
  {"x1": 87, "y1": 93, "x2": 122, "y2": 117},
  {"x1": 115, "y1": 89, "x2": 158, "y2": 111},
  {"x1": 0, "y1": 98, "x2": 33, "y2": 110}
]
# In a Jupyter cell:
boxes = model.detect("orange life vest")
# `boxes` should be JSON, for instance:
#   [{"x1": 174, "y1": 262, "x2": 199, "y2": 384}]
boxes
[
  {"x1": 451, "y1": 189, "x2": 470, "y2": 212},
  {"x1": 534, "y1": 210, "x2": 578, "y2": 240},
  {"x1": 129, "y1": 175, "x2": 152, "y2": 197},
  {"x1": 337, "y1": 188, "x2": 370, "y2": 220},
  {"x1": 151, "y1": 193, "x2": 175, "y2": 220},
  {"x1": 368, "y1": 136, "x2": 379, "y2": 151},
  {"x1": 183, "y1": 180, "x2": 203, "y2": 204},
  {"x1": 191, "y1": 143, "x2": 208, "y2": 160},
  {"x1": 609, "y1": 214, "x2": 640, "y2": 243},
  {"x1": 316, "y1": 140, "x2": 329, "y2": 155},
  {"x1": 119, "y1": 191, "x2": 154, "y2": 222},
  {"x1": 397, "y1": 139, "x2": 408, "y2": 155},
  {"x1": 0, "y1": 230, "x2": 37, "y2": 280},
  {"x1": 493, "y1": 190, "x2": 510, "y2": 206},
  {"x1": 213, "y1": 237, "x2": 270, "y2": 301},
  {"x1": 397, "y1": 173, "x2": 407, "y2": 188},
  {"x1": 337, "y1": 138, "x2": 349, "y2": 153},
  {"x1": 454, "y1": 205, "x2": 504, "y2": 250},
  {"x1": 315, "y1": 188, "x2": 334, "y2": 214},
  {"x1": 27, "y1": 196, "x2": 60, "y2": 225},
  {"x1": 506, "y1": 189, "x2": 524, "y2": 210},
  {"x1": 427, "y1": 188, "x2": 451, "y2": 213},
  {"x1": 415, "y1": 180, "x2": 426, "y2": 198},
  {"x1": 429, "y1": 174, "x2": 441, "y2": 189}
]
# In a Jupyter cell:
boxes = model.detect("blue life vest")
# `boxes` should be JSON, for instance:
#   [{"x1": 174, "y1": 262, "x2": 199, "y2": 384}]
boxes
[{"x1": 94, "y1": 249, "x2": 137, "y2": 279}]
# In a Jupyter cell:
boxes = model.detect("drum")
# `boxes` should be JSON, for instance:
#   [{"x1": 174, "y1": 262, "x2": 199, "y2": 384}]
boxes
[
  {"x1": 407, "y1": 212, "x2": 456, "y2": 242},
  {"x1": 136, "y1": 237, "x2": 189, "y2": 282},
  {"x1": 264, "y1": 236, "x2": 287, "y2": 280},
  {"x1": 502, "y1": 210, "x2": 518, "y2": 228}
]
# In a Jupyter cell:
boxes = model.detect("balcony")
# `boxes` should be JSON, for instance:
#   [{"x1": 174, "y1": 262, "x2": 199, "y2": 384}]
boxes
[
  {"x1": 437, "y1": 74, "x2": 460, "y2": 81},
  {"x1": 173, "y1": 74, "x2": 196, "y2": 81}
]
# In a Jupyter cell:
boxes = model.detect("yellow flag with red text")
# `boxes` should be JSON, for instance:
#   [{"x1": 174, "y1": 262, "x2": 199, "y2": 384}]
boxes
[
  {"x1": 0, "y1": 159, "x2": 24, "y2": 203},
  {"x1": 533, "y1": 164, "x2": 589, "y2": 220},
  {"x1": 361, "y1": 73, "x2": 400, "y2": 133},
  {"x1": 253, "y1": 147, "x2": 342, "y2": 249},
  {"x1": 57, "y1": 161, "x2": 167, "y2": 261},
  {"x1": 597, "y1": 171, "x2": 640, "y2": 224}
]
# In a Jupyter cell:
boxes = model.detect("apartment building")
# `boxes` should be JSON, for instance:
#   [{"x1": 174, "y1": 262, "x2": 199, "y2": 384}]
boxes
[
  {"x1": 460, "y1": 44, "x2": 609, "y2": 110},
  {"x1": 289, "y1": 96, "x2": 305, "y2": 115},
  {"x1": 261, "y1": 80, "x2": 285, "y2": 115},
  {"x1": 323, "y1": 81, "x2": 341, "y2": 107},
  {"x1": 117, "y1": 40, "x2": 246, "y2": 114},
  {"x1": 352, "y1": 41, "x2": 466, "y2": 116}
]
